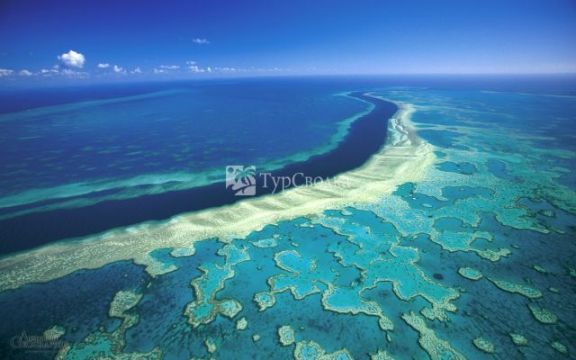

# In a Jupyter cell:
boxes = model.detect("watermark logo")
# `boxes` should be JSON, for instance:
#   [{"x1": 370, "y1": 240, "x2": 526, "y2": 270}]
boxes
[
  {"x1": 226, "y1": 165, "x2": 257, "y2": 196},
  {"x1": 10, "y1": 331, "x2": 67, "y2": 353},
  {"x1": 225, "y1": 165, "x2": 354, "y2": 196}
]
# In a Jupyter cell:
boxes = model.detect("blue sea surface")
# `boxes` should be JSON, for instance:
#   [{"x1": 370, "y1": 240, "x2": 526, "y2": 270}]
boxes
[
  {"x1": 0, "y1": 76, "x2": 575, "y2": 359},
  {"x1": 0, "y1": 80, "x2": 366, "y2": 214}
]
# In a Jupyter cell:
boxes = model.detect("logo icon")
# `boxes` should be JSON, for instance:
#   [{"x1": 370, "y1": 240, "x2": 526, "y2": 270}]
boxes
[{"x1": 226, "y1": 165, "x2": 256, "y2": 196}]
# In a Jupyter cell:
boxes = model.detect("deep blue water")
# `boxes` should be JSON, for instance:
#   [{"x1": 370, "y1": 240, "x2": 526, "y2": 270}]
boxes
[
  {"x1": 0, "y1": 80, "x2": 368, "y2": 198},
  {"x1": 0, "y1": 92, "x2": 396, "y2": 253}
]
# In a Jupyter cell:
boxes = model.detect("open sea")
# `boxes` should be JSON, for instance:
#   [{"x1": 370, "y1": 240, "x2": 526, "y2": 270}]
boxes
[{"x1": 0, "y1": 76, "x2": 575, "y2": 359}]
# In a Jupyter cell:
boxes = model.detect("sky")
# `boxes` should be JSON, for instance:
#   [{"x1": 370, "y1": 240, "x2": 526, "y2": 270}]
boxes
[{"x1": 0, "y1": 0, "x2": 575, "y2": 84}]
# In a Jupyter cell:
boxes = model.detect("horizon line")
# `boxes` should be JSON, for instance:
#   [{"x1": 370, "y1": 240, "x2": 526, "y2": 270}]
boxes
[{"x1": 2, "y1": 71, "x2": 576, "y2": 90}]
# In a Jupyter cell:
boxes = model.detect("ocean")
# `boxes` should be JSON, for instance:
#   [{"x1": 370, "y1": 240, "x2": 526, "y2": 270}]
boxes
[{"x1": 0, "y1": 76, "x2": 575, "y2": 359}]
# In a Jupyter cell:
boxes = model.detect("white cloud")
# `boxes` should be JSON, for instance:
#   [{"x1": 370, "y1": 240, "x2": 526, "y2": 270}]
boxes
[
  {"x1": 186, "y1": 60, "x2": 197, "y2": 65},
  {"x1": 192, "y1": 38, "x2": 210, "y2": 45},
  {"x1": 58, "y1": 50, "x2": 86, "y2": 68},
  {"x1": 188, "y1": 65, "x2": 206, "y2": 73},
  {"x1": 19, "y1": 69, "x2": 33, "y2": 76},
  {"x1": 40, "y1": 69, "x2": 59, "y2": 76},
  {"x1": 97, "y1": 63, "x2": 110, "y2": 69},
  {"x1": 113, "y1": 65, "x2": 125, "y2": 73},
  {"x1": 131, "y1": 67, "x2": 142, "y2": 74},
  {"x1": 215, "y1": 66, "x2": 238, "y2": 72},
  {"x1": 153, "y1": 65, "x2": 183, "y2": 74},
  {"x1": 61, "y1": 69, "x2": 88, "y2": 78},
  {"x1": 0, "y1": 68, "x2": 14, "y2": 77}
]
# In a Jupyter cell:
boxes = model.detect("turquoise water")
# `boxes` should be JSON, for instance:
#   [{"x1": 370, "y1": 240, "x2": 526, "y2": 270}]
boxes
[{"x1": 0, "y1": 79, "x2": 575, "y2": 359}]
